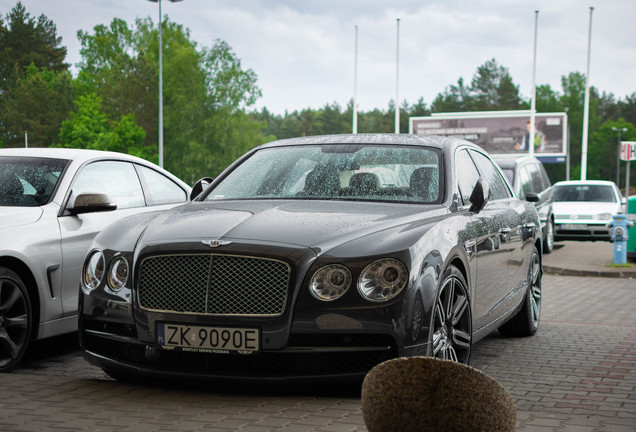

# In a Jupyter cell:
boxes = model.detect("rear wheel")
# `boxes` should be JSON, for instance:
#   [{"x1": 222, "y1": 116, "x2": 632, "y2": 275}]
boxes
[
  {"x1": 543, "y1": 219, "x2": 554, "y2": 253},
  {"x1": 0, "y1": 266, "x2": 33, "y2": 372},
  {"x1": 499, "y1": 246, "x2": 541, "y2": 336},
  {"x1": 429, "y1": 265, "x2": 472, "y2": 363}
]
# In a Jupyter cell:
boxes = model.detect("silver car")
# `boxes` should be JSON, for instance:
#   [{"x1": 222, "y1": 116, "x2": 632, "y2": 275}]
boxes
[{"x1": 0, "y1": 148, "x2": 191, "y2": 372}]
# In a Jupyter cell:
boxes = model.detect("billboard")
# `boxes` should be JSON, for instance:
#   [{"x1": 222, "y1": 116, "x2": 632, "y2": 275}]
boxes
[{"x1": 409, "y1": 111, "x2": 568, "y2": 163}]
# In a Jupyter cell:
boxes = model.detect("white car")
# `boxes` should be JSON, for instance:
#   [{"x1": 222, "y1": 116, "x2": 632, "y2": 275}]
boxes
[
  {"x1": 0, "y1": 148, "x2": 191, "y2": 372},
  {"x1": 552, "y1": 180, "x2": 625, "y2": 242}
]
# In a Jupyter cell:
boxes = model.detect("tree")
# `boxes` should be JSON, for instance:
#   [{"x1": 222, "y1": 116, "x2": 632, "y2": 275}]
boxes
[
  {"x1": 535, "y1": 84, "x2": 562, "y2": 112},
  {"x1": 76, "y1": 18, "x2": 161, "y2": 151},
  {"x1": 0, "y1": 2, "x2": 70, "y2": 148},
  {"x1": 314, "y1": 102, "x2": 347, "y2": 135},
  {"x1": 468, "y1": 59, "x2": 524, "y2": 110},
  {"x1": 0, "y1": 64, "x2": 74, "y2": 147},
  {"x1": 0, "y1": 2, "x2": 67, "y2": 92},
  {"x1": 431, "y1": 59, "x2": 524, "y2": 113},
  {"x1": 618, "y1": 93, "x2": 636, "y2": 126},
  {"x1": 431, "y1": 77, "x2": 472, "y2": 112},
  {"x1": 76, "y1": 17, "x2": 269, "y2": 180},
  {"x1": 58, "y1": 93, "x2": 148, "y2": 158}
]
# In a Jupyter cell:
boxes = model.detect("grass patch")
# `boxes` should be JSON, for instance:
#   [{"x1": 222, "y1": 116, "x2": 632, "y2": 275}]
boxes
[{"x1": 608, "y1": 262, "x2": 634, "y2": 268}]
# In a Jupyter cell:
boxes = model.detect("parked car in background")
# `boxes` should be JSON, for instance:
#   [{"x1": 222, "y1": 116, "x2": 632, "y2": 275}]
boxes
[
  {"x1": 0, "y1": 148, "x2": 191, "y2": 372},
  {"x1": 79, "y1": 133, "x2": 543, "y2": 383},
  {"x1": 493, "y1": 156, "x2": 554, "y2": 253},
  {"x1": 552, "y1": 180, "x2": 625, "y2": 242}
]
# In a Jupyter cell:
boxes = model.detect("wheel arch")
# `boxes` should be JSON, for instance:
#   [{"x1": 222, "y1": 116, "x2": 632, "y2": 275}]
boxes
[
  {"x1": 534, "y1": 237, "x2": 544, "y2": 269},
  {"x1": 0, "y1": 257, "x2": 40, "y2": 340}
]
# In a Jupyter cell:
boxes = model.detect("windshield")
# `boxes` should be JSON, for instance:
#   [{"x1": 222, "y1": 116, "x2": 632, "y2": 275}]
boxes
[
  {"x1": 205, "y1": 144, "x2": 442, "y2": 204},
  {"x1": 553, "y1": 184, "x2": 617, "y2": 203},
  {"x1": 0, "y1": 156, "x2": 69, "y2": 207}
]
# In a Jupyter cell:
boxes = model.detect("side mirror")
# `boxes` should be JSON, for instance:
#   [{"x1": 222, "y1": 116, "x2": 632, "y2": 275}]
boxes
[
  {"x1": 525, "y1": 192, "x2": 539, "y2": 203},
  {"x1": 67, "y1": 193, "x2": 117, "y2": 215},
  {"x1": 469, "y1": 178, "x2": 490, "y2": 213},
  {"x1": 190, "y1": 177, "x2": 214, "y2": 200}
]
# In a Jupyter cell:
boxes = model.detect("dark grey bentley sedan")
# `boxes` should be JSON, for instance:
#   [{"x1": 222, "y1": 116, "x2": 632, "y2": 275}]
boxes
[{"x1": 79, "y1": 134, "x2": 542, "y2": 381}]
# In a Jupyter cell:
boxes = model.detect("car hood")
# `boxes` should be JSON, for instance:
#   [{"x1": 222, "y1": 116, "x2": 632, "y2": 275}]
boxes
[
  {"x1": 553, "y1": 201, "x2": 621, "y2": 216},
  {"x1": 136, "y1": 200, "x2": 445, "y2": 252},
  {"x1": 0, "y1": 206, "x2": 44, "y2": 229}
]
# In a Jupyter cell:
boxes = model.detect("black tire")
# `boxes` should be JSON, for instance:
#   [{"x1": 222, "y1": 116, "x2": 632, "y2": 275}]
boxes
[
  {"x1": 543, "y1": 219, "x2": 555, "y2": 254},
  {"x1": 429, "y1": 265, "x2": 472, "y2": 363},
  {"x1": 499, "y1": 246, "x2": 542, "y2": 337},
  {"x1": 0, "y1": 266, "x2": 33, "y2": 372},
  {"x1": 410, "y1": 295, "x2": 424, "y2": 342}
]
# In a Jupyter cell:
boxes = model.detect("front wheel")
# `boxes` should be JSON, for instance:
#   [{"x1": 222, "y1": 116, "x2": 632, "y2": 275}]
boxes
[
  {"x1": 499, "y1": 246, "x2": 541, "y2": 337},
  {"x1": 429, "y1": 265, "x2": 472, "y2": 363},
  {"x1": 0, "y1": 266, "x2": 33, "y2": 372}
]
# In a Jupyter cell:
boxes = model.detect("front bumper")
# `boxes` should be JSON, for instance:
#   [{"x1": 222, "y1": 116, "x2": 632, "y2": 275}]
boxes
[
  {"x1": 554, "y1": 222, "x2": 611, "y2": 241},
  {"x1": 79, "y1": 293, "x2": 427, "y2": 382}
]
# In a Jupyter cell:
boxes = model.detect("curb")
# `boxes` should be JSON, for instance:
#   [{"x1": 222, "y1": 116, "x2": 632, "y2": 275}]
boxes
[{"x1": 543, "y1": 265, "x2": 636, "y2": 278}]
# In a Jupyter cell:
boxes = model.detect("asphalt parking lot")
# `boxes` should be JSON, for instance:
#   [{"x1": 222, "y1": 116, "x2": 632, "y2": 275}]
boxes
[{"x1": 3, "y1": 242, "x2": 635, "y2": 432}]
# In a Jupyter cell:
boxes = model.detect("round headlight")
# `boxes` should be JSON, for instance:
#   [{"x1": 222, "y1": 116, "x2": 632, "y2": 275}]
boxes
[
  {"x1": 358, "y1": 258, "x2": 408, "y2": 302},
  {"x1": 310, "y1": 264, "x2": 352, "y2": 301},
  {"x1": 107, "y1": 257, "x2": 129, "y2": 291},
  {"x1": 83, "y1": 250, "x2": 105, "y2": 290}
]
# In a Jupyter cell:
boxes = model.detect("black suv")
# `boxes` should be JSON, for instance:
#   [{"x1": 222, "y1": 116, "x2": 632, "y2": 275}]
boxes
[{"x1": 494, "y1": 156, "x2": 555, "y2": 253}]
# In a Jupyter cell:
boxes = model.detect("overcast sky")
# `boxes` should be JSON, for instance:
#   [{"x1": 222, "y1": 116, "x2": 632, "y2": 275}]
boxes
[{"x1": 5, "y1": 0, "x2": 636, "y2": 114}]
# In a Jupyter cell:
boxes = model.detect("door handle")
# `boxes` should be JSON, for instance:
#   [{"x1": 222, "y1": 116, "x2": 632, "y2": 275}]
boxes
[{"x1": 498, "y1": 227, "x2": 512, "y2": 242}]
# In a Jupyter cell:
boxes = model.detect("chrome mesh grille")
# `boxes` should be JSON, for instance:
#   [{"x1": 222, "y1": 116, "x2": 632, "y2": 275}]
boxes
[{"x1": 138, "y1": 254, "x2": 290, "y2": 316}]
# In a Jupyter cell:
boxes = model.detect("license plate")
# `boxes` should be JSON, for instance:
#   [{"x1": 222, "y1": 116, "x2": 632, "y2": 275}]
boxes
[
  {"x1": 157, "y1": 323, "x2": 260, "y2": 354},
  {"x1": 561, "y1": 224, "x2": 587, "y2": 230}
]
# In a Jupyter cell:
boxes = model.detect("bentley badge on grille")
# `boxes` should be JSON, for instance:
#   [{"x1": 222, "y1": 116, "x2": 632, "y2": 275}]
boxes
[{"x1": 201, "y1": 239, "x2": 232, "y2": 247}]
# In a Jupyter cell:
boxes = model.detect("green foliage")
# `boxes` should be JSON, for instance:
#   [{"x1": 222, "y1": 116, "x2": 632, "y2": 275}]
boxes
[
  {"x1": 0, "y1": 2, "x2": 71, "y2": 148},
  {"x1": 74, "y1": 17, "x2": 269, "y2": 181},
  {"x1": 0, "y1": 64, "x2": 74, "y2": 147},
  {"x1": 431, "y1": 59, "x2": 524, "y2": 112},
  {"x1": 0, "y1": 2, "x2": 68, "y2": 92},
  {"x1": 58, "y1": 93, "x2": 148, "y2": 158}
]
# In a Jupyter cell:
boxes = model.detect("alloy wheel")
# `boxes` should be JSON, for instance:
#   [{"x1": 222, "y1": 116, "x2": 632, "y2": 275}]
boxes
[
  {"x1": 0, "y1": 275, "x2": 31, "y2": 371},
  {"x1": 431, "y1": 268, "x2": 471, "y2": 363},
  {"x1": 529, "y1": 250, "x2": 542, "y2": 329}
]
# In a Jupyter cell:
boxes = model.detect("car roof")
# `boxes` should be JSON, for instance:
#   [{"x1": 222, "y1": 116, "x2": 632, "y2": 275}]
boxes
[
  {"x1": 256, "y1": 133, "x2": 481, "y2": 153},
  {"x1": 553, "y1": 180, "x2": 617, "y2": 187},
  {"x1": 0, "y1": 147, "x2": 149, "y2": 164},
  {"x1": 491, "y1": 155, "x2": 541, "y2": 169},
  {"x1": 0, "y1": 147, "x2": 191, "y2": 191}
]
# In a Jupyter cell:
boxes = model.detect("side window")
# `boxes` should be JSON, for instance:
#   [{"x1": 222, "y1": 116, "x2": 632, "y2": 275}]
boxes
[
  {"x1": 529, "y1": 163, "x2": 547, "y2": 194},
  {"x1": 72, "y1": 161, "x2": 145, "y2": 209},
  {"x1": 469, "y1": 150, "x2": 512, "y2": 201},
  {"x1": 455, "y1": 149, "x2": 480, "y2": 206},
  {"x1": 540, "y1": 167, "x2": 551, "y2": 190},
  {"x1": 518, "y1": 166, "x2": 533, "y2": 199},
  {"x1": 136, "y1": 165, "x2": 187, "y2": 205}
]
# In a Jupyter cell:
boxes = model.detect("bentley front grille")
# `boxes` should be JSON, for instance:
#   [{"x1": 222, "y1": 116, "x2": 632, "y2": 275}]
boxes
[{"x1": 138, "y1": 254, "x2": 290, "y2": 316}]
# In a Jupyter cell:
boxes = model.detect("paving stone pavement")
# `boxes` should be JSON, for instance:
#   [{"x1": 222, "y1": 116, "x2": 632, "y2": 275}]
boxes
[{"x1": 3, "y1": 274, "x2": 636, "y2": 432}]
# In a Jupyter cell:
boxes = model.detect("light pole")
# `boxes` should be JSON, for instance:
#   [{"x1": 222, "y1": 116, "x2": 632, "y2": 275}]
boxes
[
  {"x1": 352, "y1": 25, "x2": 358, "y2": 134},
  {"x1": 580, "y1": 7, "x2": 594, "y2": 180},
  {"x1": 394, "y1": 18, "x2": 400, "y2": 134},
  {"x1": 612, "y1": 127, "x2": 627, "y2": 185},
  {"x1": 148, "y1": 0, "x2": 183, "y2": 168}
]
